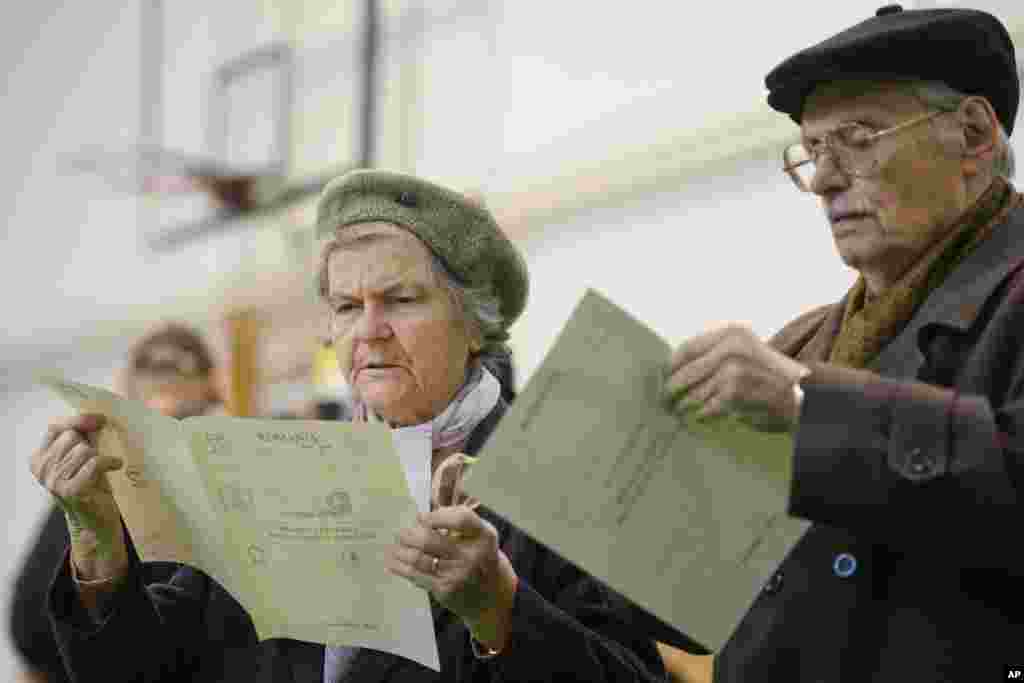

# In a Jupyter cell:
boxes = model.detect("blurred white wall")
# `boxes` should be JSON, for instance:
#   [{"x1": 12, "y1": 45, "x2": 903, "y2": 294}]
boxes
[{"x1": 508, "y1": 148, "x2": 854, "y2": 383}]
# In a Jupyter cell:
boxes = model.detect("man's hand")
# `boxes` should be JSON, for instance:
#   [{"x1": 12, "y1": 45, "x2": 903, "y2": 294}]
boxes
[
  {"x1": 665, "y1": 323, "x2": 810, "y2": 432},
  {"x1": 387, "y1": 506, "x2": 517, "y2": 651},
  {"x1": 30, "y1": 414, "x2": 128, "y2": 581}
]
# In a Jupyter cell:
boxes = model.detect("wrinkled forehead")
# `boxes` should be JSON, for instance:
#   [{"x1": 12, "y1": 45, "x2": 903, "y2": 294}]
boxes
[
  {"x1": 335, "y1": 221, "x2": 414, "y2": 244},
  {"x1": 801, "y1": 80, "x2": 925, "y2": 135},
  {"x1": 326, "y1": 221, "x2": 435, "y2": 292}
]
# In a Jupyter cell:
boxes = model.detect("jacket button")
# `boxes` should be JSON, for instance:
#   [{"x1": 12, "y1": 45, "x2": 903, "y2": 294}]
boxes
[
  {"x1": 396, "y1": 191, "x2": 417, "y2": 207},
  {"x1": 762, "y1": 571, "x2": 784, "y2": 594},
  {"x1": 905, "y1": 447, "x2": 937, "y2": 479},
  {"x1": 833, "y1": 552, "x2": 857, "y2": 578}
]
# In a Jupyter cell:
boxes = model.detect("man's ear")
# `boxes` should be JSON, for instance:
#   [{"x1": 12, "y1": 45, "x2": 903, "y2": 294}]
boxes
[{"x1": 957, "y1": 96, "x2": 1000, "y2": 176}]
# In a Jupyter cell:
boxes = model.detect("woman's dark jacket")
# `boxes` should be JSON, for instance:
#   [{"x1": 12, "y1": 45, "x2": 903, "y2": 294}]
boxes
[{"x1": 10, "y1": 504, "x2": 72, "y2": 682}]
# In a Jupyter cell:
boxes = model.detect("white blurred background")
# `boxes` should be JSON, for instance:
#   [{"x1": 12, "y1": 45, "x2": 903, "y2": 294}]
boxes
[{"x1": 2, "y1": 1, "x2": 1022, "y2": 678}]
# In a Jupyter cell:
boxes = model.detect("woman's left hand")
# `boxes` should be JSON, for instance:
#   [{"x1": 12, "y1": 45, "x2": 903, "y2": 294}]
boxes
[{"x1": 388, "y1": 505, "x2": 518, "y2": 648}]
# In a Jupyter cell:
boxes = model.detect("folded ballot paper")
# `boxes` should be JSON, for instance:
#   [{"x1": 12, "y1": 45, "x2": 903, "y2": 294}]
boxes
[
  {"x1": 463, "y1": 289, "x2": 809, "y2": 650},
  {"x1": 39, "y1": 377, "x2": 439, "y2": 671}
]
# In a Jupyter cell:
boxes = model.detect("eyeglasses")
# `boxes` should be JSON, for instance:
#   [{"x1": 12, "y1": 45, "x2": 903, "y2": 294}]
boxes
[{"x1": 783, "y1": 110, "x2": 947, "y2": 192}]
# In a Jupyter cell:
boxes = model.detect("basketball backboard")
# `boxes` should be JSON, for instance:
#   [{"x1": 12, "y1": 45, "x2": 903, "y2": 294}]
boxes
[{"x1": 63, "y1": 0, "x2": 378, "y2": 251}]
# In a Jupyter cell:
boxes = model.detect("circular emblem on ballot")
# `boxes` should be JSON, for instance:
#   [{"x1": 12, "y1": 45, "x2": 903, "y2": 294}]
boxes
[{"x1": 324, "y1": 489, "x2": 353, "y2": 517}]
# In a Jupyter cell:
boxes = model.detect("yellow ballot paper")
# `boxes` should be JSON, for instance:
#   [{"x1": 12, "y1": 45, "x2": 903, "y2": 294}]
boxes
[
  {"x1": 39, "y1": 377, "x2": 440, "y2": 671},
  {"x1": 462, "y1": 290, "x2": 809, "y2": 650}
]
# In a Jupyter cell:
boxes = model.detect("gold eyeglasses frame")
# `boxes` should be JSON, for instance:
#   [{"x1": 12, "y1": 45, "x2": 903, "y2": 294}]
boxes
[{"x1": 783, "y1": 109, "x2": 948, "y2": 192}]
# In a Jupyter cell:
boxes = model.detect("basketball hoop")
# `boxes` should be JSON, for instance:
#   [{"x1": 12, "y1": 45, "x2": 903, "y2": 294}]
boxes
[{"x1": 61, "y1": 141, "x2": 295, "y2": 214}]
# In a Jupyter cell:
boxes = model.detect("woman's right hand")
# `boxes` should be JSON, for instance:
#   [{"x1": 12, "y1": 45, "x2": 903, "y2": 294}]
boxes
[{"x1": 30, "y1": 414, "x2": 128, "y2": 581}]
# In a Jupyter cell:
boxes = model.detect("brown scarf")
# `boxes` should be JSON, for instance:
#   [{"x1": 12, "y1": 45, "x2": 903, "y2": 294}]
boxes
[{"x1": 824, "y1": 177, "x2": 1022, "y2": 368}]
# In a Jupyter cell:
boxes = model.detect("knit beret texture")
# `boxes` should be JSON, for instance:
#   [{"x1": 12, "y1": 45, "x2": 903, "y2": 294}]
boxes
[
  {"x1": 316, "y1": 169, "x2": 529, "y2": 332},
  {"x1": 765, "y1": 5, "x2": 1019, "y2": 134}
]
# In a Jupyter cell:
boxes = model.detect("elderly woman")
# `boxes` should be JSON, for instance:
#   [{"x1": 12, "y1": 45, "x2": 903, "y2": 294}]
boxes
[{"x1": 30, "y1": 170, "x2": 667, "y2": 682}]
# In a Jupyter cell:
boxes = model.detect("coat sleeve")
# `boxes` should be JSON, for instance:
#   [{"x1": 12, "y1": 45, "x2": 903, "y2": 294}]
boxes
[
  {"x1": 789, "y1": 356, "x2": 1024, "y2": 570},
  {"x1": 8, "y1": 505, "x2": 72, "y2": 683},
  {"x1": 465, "y1": 520, "x2": 669, "y2": 683},
  {"x1": 46, "y1": 526, "x2": 258, "y2": 683}
]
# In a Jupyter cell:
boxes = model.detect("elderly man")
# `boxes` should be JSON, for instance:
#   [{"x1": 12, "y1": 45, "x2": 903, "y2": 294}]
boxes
[
  {"x1": 29, "y1": 171, "x2": 667, "y2": 682},
  {"x1": 662, "y1": 5, "x2": 1024, "y2": 682},
  {"x1": 9, "y1": 322, "x2": 222, "y2": 683}
]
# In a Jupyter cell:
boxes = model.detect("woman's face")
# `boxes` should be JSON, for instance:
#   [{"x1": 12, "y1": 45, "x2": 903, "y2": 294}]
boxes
[{"x1": 325, "y1": 223, "x2": 476, "y2": 426}]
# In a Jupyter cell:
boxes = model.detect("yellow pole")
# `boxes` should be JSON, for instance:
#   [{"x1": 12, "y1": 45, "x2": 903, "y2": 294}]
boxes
[{"x1": 224, "y1": 310, "x2": 261, "y2": 417}]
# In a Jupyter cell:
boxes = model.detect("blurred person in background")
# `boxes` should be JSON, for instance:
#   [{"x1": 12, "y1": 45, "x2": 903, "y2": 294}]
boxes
[
  {"x1": 660, "y1": 5, "x2": 1024, "y2": 682},
  {"x1": 28, "y1": 170, "x2": 671, "y2": 682},
  {"x1": 9, "y1": 322, "x2": 222, "y2": 683},
  {"x1": 273, "y1": 399, "x2": 351, "y2": 421}
]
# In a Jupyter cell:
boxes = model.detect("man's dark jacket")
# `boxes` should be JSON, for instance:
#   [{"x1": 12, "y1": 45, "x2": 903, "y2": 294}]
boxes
[
  {"x1": 45, "y1": 403, "x2": 669, "y2": 682},
  {"x1": 714, "y1": 203, "x2": 1024, "y2": 681}
]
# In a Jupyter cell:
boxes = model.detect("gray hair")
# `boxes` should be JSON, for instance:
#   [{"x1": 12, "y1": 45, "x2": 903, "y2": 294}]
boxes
[
  {"x1": 426, "y1": 250, "x2": 516, "y2": 397},
  {"x1": 907, "y1": 80, "x2": 1015, "y2": 179}
]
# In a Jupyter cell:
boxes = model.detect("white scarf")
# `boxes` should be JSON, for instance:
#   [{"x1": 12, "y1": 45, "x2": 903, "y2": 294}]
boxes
[
  {"x1": 325, "y1": 363, "x2": 501, "y2": 682},
  {"x1": 355, "y1": 362, "x2": 501, "y2": 513}
]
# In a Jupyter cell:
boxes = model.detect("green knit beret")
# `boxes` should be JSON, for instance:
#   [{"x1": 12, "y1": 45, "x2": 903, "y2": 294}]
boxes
[{"x1": 316, "y1": 169, "x2": 529, "y2": 334}]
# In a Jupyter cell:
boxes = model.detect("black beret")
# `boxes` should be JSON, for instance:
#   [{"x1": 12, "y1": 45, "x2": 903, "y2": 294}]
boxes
[{"x1": 765, "y1": 4, "x2": 1019, "y2": 134}]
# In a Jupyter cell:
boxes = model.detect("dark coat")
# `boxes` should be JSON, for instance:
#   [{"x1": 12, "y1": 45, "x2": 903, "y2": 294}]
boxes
[
  {"x1": 714, "y1": 205, "x2": 1024, "y2": 681},
  {"x1": 46, "y1": 402, "x2": 669, "y2": 682},
  {"x1": 9, "y1": 504, "x2": 72, "y2": 682}
]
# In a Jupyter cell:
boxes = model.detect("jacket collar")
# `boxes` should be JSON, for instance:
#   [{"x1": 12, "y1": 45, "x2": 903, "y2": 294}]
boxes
[
  {"x1": 463, "y1": 397, "x2": 508, "y2": 456},
  {"x1": 869, "y1": 203, "x2": 1024, "y2": 377}
]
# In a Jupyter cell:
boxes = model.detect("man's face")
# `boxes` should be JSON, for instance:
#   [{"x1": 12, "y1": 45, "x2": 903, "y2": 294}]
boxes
[
  {"x1": 801, "y1": 81, "x2": 969, "y2": 284},
  {"x1": 325, "y1": 222, "x2": 475, "y2": 427}
]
